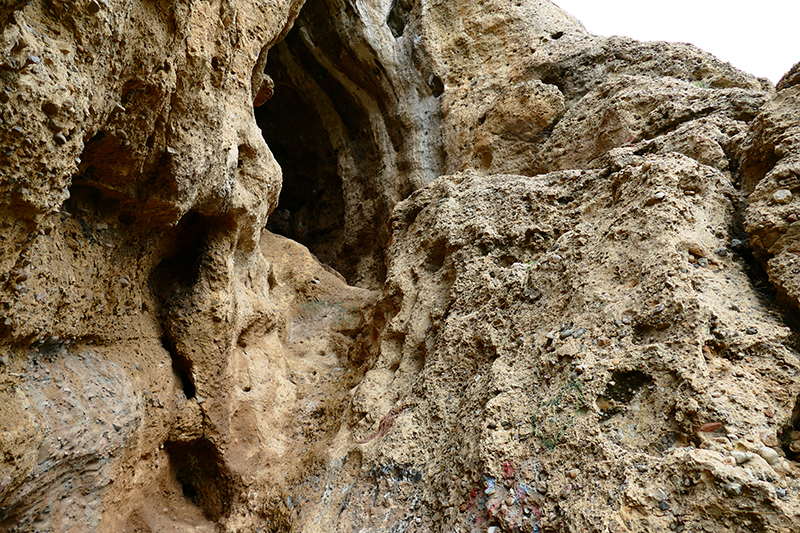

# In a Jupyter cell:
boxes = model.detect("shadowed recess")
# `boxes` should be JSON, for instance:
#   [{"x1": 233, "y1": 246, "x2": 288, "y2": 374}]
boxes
[{"x1": 165, "y1": 439, "x2": 234, "y2": 521}]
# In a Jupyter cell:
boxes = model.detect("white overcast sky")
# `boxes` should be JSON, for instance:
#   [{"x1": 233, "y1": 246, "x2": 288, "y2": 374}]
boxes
[{"x1": 552, "y1": 0, "x2": 799, "y2": 84}]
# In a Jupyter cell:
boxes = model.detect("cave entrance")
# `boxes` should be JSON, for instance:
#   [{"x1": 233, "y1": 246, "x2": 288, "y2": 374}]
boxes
[{"x1": 255, "y1": 48, "x2": 345, "y2": 271}]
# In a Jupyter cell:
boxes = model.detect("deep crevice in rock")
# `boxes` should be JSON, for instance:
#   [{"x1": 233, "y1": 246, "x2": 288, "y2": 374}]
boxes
[
  {"x1": 728, "y1": 198, "x2": 779, "y2": 306},
  {"x1": 148, "y1": 211, "x2": 229, "y2": 399},
  {"x1": 162, "y1": 335, "x2": 196, "y2": 399}
]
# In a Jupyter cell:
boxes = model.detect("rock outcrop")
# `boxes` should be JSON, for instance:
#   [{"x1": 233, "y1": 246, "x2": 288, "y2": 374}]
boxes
[{"x1": 1, "y1": 0, "x2": 799, "y2": 532}]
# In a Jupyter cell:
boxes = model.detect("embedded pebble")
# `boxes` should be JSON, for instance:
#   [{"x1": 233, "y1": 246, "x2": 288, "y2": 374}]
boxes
[
  {"x1": 760, "y1": 430, "x2": 778, "y2": 447},
  {"x1": 42, "y1": 101, "x2": 60, "y2": 115},
  {"x1": 745, "y1": 327, "x2": 757, "y2": 335},
  {"x1": 775, "y1": 487, "x2": 787, "y2": 498},
  {"x1": 559, "y1": 329, "x2": 573, "y2": 339},
  {"x1": 730, "y1": 239, "x2": 748, "y2": 252},
  {"x1": 788, "y1": 213, "x2": 799, "y2": 223},
  {"x1": 731, "y1": 451, "x2": 752, "y2": 465},
  {"x1": 758, "y1": 446, "x2": 780, "y2": 465},
  {"x1": 713, "y1": 247, "x2": 728, "y2": 257},
  {"x1": 658, "y1": 501, "x2": 670, "y2": 511},
  {"x1": 773, "y1": 189, "x2": 792, "y2": 205},
  {"x1": 48, "y1": 118, "x2": 64, "y2": 132},
  {"x1": 724, "y1": 482, "x2": 743, "y2": 496}
]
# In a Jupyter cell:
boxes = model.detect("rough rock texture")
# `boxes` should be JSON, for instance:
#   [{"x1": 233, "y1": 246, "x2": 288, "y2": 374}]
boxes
[
  {"x1": 2, "y1": 0, "x2": 800, "y2": 532},
  {"x1": 741, "y1": 65, "x2": 800, "y2": 311},
  {"x1": 0, "y1": 0, "x2": 311, "y2": 530}
]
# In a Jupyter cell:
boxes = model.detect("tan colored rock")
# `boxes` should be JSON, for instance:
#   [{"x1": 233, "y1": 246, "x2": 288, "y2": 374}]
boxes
[
  {"x1": 0, "y1": 0, "x2": 308, "y2": 530},
  {"x1": 3, "y1": 0, "x2": 800, "y2": 532},
  {"x1": 742, "y1": 81, "x2": 800, "y2": 310}
]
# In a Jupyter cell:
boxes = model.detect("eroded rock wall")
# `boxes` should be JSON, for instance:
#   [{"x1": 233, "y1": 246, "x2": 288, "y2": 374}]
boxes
[
  {"x1": 2, "y1": 0, "x2": 800, "y2": 532},
  {"x1": 0, "y1": 0, "x2": 313, "y2": 530}
]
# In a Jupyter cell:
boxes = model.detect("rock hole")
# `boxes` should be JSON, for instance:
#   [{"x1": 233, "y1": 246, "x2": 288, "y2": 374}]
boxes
[
  {"x1": 429, "y1": 74, "x2": 444, "y2": 97},
  {"x1": 165, "y1": 439, "x2": 235, "y2": 521},
  {"x1": 781, "y1": 394, "x2": 800, "y2": 461},
  {"x1": 162, "y1": 335, "x2": 195, "y2": 399},
  {"x1": 149, "y1": 211, "x2": 210, "y2": 291},
  {"x1": 598, "y1": 370, "x2": 652, "y2": 421},
  {"x1": 237, "y1": 143, "x2": 252, "y2": 169},
  {"x1": 603, "y1": 371, "x2": 652, "y2": 403},
  {"x1": 499, "y1": 254, "x2": 517, "y2": 267},
  {"x1": 550, "y1": 31, "x2": 564, "y2": 40},
  {"x1": 181, "y1": 479, "x2": 198, "y2": 498},
  {"x1": 540, "y1": 72, "x2": 565, "y2": 94},
  {"x1": 477, "y1": 146, "x2": 493, "y2": 169},
  {"x1": 424, "y1": 239, "x2": 447, "y2": 272},
  {"x1": 387, "y1": 0, "x2": 413, "y2": 38}
]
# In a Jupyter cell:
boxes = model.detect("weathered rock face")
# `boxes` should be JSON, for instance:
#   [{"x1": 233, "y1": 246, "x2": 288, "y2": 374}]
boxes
[
  {"x1": 2, "y1": 0, "x2": 800, "y2": 532},
  {"x1": 0, "y1": 0, "x2": 309, "y2": 530}
]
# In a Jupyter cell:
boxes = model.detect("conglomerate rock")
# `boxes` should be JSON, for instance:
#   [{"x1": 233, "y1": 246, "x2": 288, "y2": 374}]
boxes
[
  {"x1": 742, "y1": 69, "x2": 800, "y2": 311},
  {"x1": 1, "y1": 0, "x2": 799, "y2": 532}
]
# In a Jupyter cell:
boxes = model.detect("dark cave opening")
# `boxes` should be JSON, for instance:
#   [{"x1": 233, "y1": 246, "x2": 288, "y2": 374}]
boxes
[
  {"x1": 255, "y1": 48, "x2": 345, "y2": 270},
  {"x1": 165, "y1": 439, "x2": 234, "y2": 521}
]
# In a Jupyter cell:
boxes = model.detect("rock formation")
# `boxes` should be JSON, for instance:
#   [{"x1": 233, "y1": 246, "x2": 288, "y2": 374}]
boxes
[{"x1": 1, "y1": 0, "x2": 799, "y2": 531}]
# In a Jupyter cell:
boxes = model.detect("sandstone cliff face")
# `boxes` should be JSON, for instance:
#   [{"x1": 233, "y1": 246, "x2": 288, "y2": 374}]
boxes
[{"x1": 1, "y1": 0, "x2": 800, "y2": 532}]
